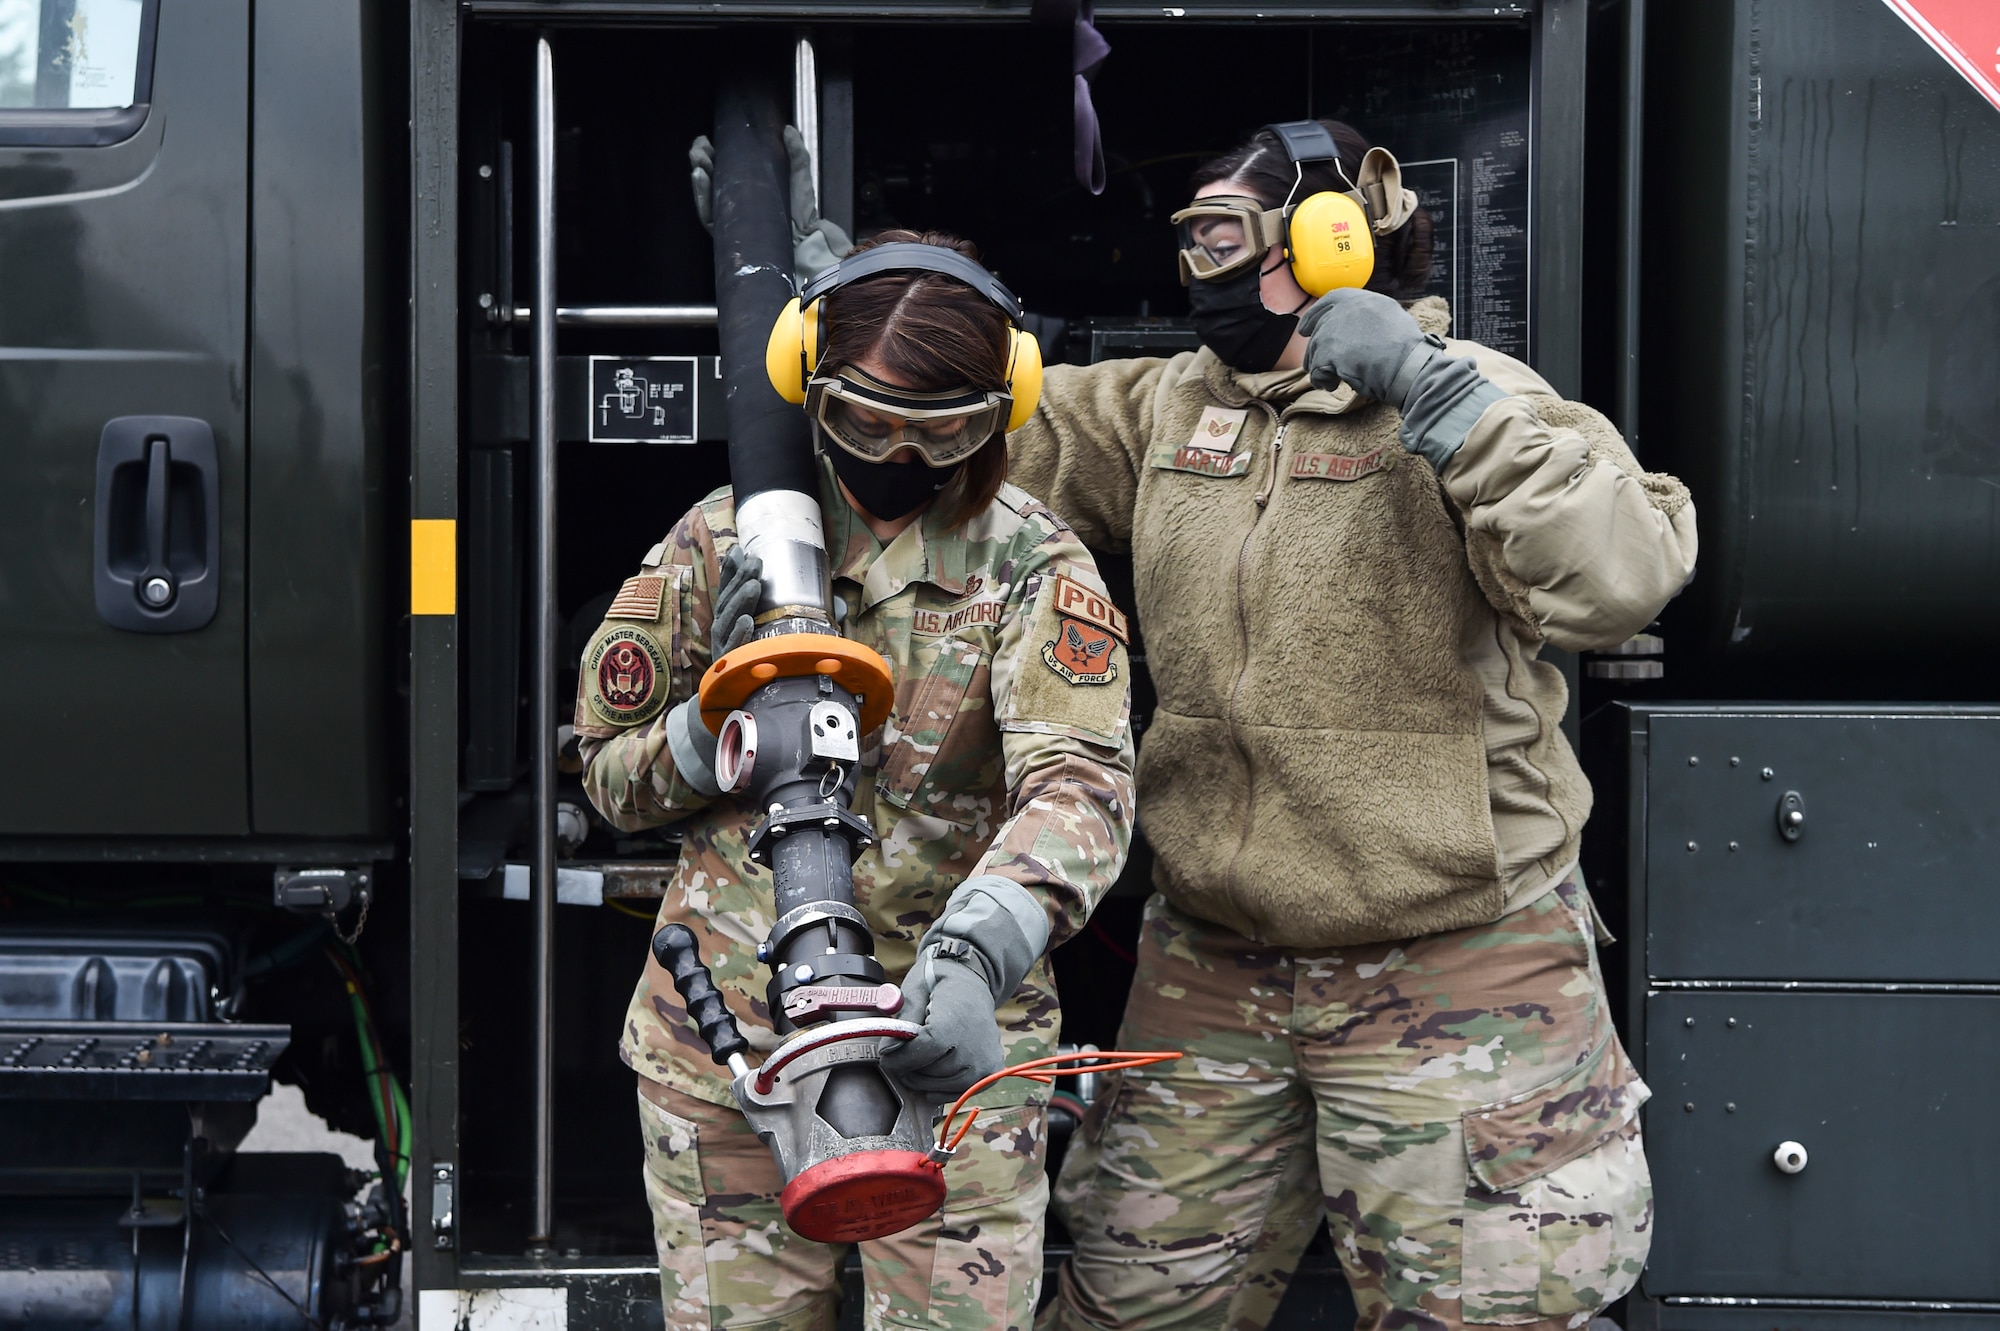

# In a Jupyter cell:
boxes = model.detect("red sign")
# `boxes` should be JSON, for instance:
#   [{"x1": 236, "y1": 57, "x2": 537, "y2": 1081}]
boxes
[{"x1": 1883, "y1": 0, "x2": 2000, "y2": 113}]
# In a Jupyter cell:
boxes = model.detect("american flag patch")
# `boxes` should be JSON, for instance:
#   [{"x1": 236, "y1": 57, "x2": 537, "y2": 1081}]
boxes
[{"x1": 607, "y1": 575, "x2": 666, "y2": 622}]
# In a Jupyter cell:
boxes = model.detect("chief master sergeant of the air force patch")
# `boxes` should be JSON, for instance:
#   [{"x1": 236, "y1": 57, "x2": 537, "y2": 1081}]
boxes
[{"x1": 584, "y1": 624, "x2": 670, "y2": 727}]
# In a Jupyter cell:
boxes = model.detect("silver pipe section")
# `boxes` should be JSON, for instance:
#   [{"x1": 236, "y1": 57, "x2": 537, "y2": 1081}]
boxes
[
  {"x1": 792, "y1": 38, "x2": 820, "y2": 208},
  {"x1": 528, "y1": 34, "x2": 559, "y2": 1252},
  {"x1": 507, "y1": 304, "x2": 718, "y2": 327},
  {"x1": 737, "y1": 489, "x2": 831, "y2": 627}
]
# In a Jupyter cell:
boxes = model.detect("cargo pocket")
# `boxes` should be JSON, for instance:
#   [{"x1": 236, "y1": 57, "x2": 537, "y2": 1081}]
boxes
[
  {"x1": 1459, "y1": 1036, "x2": 1654, "y2": 1325},
  {"x1": 1049, "y1": 1071, "x2": 1125, "y2": 1230},
  {"x1": 917, "y1": 1104, "x2": 1050, "y2": 1330},
  {"x1": 635, "y1": 1084, "x2": 710, "y2": 1325},
  {"x1": 876, "y1": 639, "x2": 997, "y2": 822}
]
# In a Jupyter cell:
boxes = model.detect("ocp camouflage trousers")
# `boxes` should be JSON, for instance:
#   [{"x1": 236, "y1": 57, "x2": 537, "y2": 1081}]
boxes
[
  {"x1": 637, "y1": 1076, "x2": 1050, "y2": 1330},
  {"x1": 1041, "y1": 875, "x2": 1652, "y2": 1331}
]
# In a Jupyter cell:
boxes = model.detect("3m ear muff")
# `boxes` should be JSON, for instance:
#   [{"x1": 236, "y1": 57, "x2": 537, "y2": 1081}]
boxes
[
  {"x1": 764, "y1": 242, "x2": 1043, "y2": 424},
  {"x1": 1003, "y1": 325, "x2": 1042, "y2": 432},
  {"x1": 1286, "y1": 191, "x2": 1374, "y2": 298},
  {"x1": 764, "y1": 296, "x2": 818, "y2": 405},
  {"x1": 1262, "y1": 120, "x2": 1382, "y2": 299}
]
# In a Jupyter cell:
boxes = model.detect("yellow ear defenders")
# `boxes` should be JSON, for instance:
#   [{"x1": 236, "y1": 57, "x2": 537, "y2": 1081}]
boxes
[
  {"x1": 765, "y1": 242, "x2": 1043, "y2": 433},
  {"x1": 1263, "y1": 120, "x2": 1377, "y2": 298}
]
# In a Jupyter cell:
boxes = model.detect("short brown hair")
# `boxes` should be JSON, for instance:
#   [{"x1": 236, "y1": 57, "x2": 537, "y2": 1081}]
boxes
[
  {"x1": 1191, "y1": 120, "x2": 1435, "y2": 302},
  {"x1": 817, "y1": 229, "x2": 1012, "y2": 528}
]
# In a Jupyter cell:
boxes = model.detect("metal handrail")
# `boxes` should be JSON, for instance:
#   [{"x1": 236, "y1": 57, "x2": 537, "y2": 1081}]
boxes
[
  {"x1": 505, "y1": 304, "x2": 718, "y2": 327},
  {"x1": 527, "y1": 34, "x2": 558, "y2": 1253}
]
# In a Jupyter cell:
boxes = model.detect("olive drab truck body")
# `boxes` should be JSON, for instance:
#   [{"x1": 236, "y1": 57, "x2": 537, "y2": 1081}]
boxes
[{"x1": 2, "y1": 0, "x2": 1997, "y2": 1327}]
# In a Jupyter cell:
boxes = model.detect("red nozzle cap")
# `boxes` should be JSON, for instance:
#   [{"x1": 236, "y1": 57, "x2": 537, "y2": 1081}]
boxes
[{"x1": 779, "y1": 1149, "x2": 947, "y2": 1244}]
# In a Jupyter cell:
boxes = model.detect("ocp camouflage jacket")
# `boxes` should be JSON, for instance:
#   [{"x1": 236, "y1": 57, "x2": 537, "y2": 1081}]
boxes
[
  {"x1": 1006, "y1": 298, "x2": 1697, "y2": 949},
  {"x1": 576, "y1": 465, "x2": 1137, "y2": 1107}
]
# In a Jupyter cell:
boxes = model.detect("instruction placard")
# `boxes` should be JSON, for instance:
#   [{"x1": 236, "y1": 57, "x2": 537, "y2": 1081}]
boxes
[{"x1": 589, "y1": 356, "x2": 698, "y2": 443}]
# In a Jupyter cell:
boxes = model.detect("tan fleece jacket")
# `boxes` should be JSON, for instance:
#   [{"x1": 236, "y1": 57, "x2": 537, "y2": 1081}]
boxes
[{"x1": 1007, "y1": 297, "x2": 1697, "y2": 947}]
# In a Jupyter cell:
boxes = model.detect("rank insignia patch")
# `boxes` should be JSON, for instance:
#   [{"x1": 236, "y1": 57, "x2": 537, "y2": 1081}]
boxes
[
  {"x1": 1044, "y1": 618, "x2": 1118, "y2": 685},
  {"x1": 1187, "y1": 405, "x2": 1249, "y2": 454},
  {"x1": 586, "y1": 624, "x2": 669, "y2": 726}
]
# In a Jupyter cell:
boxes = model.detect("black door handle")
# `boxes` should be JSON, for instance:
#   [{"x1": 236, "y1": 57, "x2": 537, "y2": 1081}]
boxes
[
  {"x1": 140, "y1": 437, "x2": 175, "y2": 608},
  {"x1": 95, "y1": 416, "x2": 220, "y2": 633}
]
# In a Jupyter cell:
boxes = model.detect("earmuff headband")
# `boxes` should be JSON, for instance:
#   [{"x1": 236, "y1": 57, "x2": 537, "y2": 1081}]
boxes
[
  {"x1": 1264, "y1": 121, "x2": 1342, "y2": 176},
  {"x1": 1261, "y1": 120, "x2": 1367, "y2": 221},
  {"x1": 799, "y1": 243, "x2": 1025, "y2": 320}
]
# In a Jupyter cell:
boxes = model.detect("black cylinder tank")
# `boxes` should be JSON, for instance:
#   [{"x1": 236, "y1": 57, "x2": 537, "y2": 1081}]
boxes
[
  {"x1": 0, "y1": 1192, "x2": 351, "y2": 1330},
  {"x1": 1641, "y1": 0, "x2": 2000, "y2": 671}
]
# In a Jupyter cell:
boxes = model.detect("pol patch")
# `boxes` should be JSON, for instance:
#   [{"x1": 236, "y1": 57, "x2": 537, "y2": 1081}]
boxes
[{"x1": 1040, "y1": 574, "x2": 1126, "y2": 686}]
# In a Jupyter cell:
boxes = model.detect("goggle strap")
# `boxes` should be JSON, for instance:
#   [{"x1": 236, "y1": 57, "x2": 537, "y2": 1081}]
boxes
[{"x1": 1257, "y1": 208, "x2": 1289, "y2": 252}]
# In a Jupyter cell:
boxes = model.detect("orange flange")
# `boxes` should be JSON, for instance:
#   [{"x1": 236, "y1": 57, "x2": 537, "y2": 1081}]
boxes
[{"x1": 698, "y1": 632, "x2": 895, "y2": 736}]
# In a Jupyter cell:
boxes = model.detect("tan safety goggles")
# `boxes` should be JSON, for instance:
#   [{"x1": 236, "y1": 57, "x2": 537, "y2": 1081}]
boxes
[
  {"x1": 1170, "y1": 148, "x2": 1419, "y2": 285},
  {"x1": 1169, "y1": 195, "x2": 1291, "y2": 285},
  {"x1": 806, "y1": 367, "x2": 1011, "y2": 468}
]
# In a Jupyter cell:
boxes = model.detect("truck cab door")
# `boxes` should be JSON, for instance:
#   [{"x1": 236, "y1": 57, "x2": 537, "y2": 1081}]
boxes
[{"x1": 0, "y1": 0, "x2": 250, "y2": 835}]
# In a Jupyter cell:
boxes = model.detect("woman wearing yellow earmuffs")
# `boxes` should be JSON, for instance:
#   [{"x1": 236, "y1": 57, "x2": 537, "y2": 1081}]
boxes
[
  {"x1": 1010, "y1": 120, "x2": 1699, "y2": 1331},
  {"x1": 573, "y1": 229, "x2": 1136, "y2": 1330}
]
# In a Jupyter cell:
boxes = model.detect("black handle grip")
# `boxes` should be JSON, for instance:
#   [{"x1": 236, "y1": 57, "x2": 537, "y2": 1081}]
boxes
[
  {"x1": 652, "y1": 923, "x2": 750, "y2": 1068},
  {"x1": 142, "y1": 438, "x2": 173, "y2": 593}
]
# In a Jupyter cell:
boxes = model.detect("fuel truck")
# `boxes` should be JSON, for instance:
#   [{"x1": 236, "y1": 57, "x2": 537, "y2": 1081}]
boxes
[{"x1": 2, "y1": 0, "x2": 1997, "y2": 1327}]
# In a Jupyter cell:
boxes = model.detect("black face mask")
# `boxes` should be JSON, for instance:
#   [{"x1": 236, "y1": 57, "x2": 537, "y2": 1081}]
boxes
[
  {"x1": 829, "y1": 447, "x2": 961, "y2": 523},
  {"x1": 1186, "y1": 261, "x2": 1304, "y2": 372}
]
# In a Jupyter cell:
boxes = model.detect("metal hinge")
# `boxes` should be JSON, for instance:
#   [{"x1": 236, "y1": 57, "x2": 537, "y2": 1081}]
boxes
[{"x1": 431, "y1": 1162, "x2": 456, "y2": 1251}]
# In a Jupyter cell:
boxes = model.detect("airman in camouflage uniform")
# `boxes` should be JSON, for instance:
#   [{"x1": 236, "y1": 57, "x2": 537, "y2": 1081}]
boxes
[
  {"x1": 1009, "y1": 114, "x2": 1692, "y2": 1328},
  {"x1": 1044, "y1": 873, "x2": 1651, "y2": 1331},
  {"x1": 576, "y1": 460, "x2": 1137, "y2": 1331}
]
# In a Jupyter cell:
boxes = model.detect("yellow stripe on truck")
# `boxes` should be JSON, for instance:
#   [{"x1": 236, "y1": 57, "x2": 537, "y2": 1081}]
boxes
[{"x1": 410, "y1": 519, "x2": 457, "y2": 615}]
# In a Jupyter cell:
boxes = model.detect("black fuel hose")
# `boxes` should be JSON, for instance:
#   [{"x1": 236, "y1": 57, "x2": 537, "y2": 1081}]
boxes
[{"x1": 712, "y1": 63, "x2": 818, "y2": 508}]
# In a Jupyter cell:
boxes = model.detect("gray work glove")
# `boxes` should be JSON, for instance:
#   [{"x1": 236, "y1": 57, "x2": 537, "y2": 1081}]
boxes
[
  {"x1": 662, "y1": 546, "x2": 762, "y2": 799},
  {"x1": 689, "y1": 127, "x2": 852, "y2": 282},
  {"x1": 1299, "y1": 288, "x2": 1507, "y2": 470},
  {"x1": 880, "y1": 876, "x2": 1050, "y2": 1099},
  {"x1": 709, "y1": 545, "x2": 762, "y2": 663}
]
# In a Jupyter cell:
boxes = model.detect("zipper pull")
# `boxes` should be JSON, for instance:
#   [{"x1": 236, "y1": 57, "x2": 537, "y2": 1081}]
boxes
[{"x1": 1255, "y1": 424, "x2": 1288, "y2": 508}]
